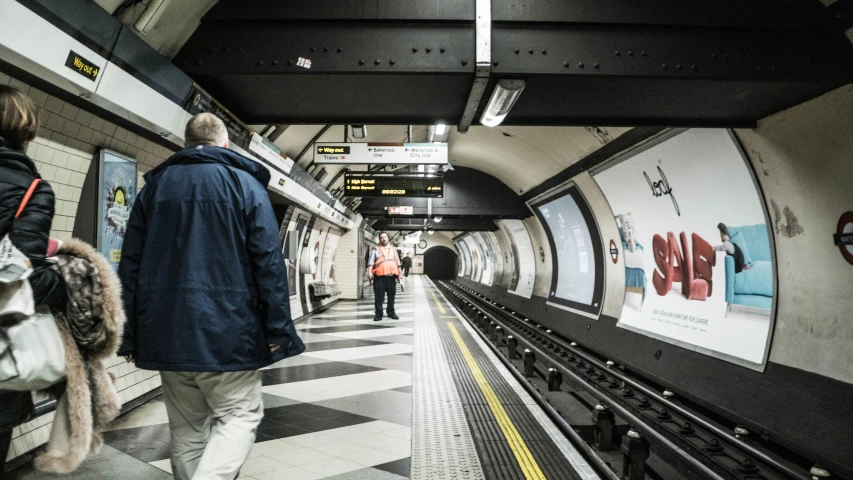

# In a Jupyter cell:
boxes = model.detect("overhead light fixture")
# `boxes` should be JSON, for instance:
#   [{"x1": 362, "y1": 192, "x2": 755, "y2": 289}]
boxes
[
  {"x1": 351, "y1": 125, "x2": 367, "y2": 138},
  {"x1": 433, "y1": 216, "x2": 443, "y2": 223},
  {"x1": 480, "y1": 79, "x2": 526, "y2": 127},
  {"x1": 427, "y1": 123, "x2": 450, "y2": 143}
]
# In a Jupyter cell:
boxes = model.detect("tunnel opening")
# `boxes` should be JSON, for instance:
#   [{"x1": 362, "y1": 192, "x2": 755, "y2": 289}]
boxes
[{"x1": 423, "y1": 246, "x2": 458, "y2": 280}]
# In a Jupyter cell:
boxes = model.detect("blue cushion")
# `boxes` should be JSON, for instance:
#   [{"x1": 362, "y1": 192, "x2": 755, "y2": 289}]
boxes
[
  {"x1": 728, "y1": 224, "x2": 772, "y2": 262},
  {"x1": 733, "y1": 261, "x2": 773, "y2": 297},
  {"x1": 729, "y1": 232, "x2": 752, "y2": 266}
]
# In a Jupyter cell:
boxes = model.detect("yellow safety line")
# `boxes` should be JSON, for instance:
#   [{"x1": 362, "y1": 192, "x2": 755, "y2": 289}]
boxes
[
  {"x1": 430, "y1": 289, "x2": 446, "y2": 313},
  {"x1": 447, "y1": 323, "x2": 547, "y2": 480}
]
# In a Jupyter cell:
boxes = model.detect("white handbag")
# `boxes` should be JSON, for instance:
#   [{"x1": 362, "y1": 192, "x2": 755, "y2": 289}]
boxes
[
  {"x1": 0, "y1": 178, "x2": 66, "y2": 391},
  {"x1": 0, "y1": 306, "x2": 66, "y2": 391}
]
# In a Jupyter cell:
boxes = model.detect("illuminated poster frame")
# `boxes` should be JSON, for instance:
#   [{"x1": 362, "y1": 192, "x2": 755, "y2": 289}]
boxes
[
  {"x1": 530, "y1": 184, "x2": 605, "y2": 318},
  {"x1": 591, "y1": 128, "x2": 777, "y2": 370},
  {"x1": 97, "y1": 149, "x2": 137, "y2": 272}
]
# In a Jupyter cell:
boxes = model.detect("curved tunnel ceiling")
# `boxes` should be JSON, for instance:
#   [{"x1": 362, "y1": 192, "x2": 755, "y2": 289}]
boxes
[{"x1": 257, "y1": 124, "x2": 630, "y2": 195}]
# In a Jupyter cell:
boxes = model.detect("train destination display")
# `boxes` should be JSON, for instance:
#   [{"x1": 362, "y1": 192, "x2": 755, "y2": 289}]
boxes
[{"x1": 343, "y1": 174, "x2": 444, "y2": 197}]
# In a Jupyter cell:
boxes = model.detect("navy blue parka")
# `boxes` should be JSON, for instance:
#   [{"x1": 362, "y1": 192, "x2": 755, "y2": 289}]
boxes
[{"x1": 116, "y1": 145, "x2": 304, "y2": 371}]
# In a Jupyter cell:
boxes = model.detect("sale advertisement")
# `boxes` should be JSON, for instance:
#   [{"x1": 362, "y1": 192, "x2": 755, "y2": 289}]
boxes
[{"x1": 593, "y1": 129, "x2": 775, "y2": 366}]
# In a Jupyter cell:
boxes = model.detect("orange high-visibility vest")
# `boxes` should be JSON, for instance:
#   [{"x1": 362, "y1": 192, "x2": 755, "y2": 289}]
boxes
[{"x1": 372, "y1": 245, "x2": 401, "y2": 276}]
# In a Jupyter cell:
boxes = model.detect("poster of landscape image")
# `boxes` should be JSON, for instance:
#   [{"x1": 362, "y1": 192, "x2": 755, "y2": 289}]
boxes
[
  {"x1": 593, "y1": 128, "x2": 775, "y2": 367},
  {"x1": 98, "y1": 150, "x2": 137, "y2": 272}
]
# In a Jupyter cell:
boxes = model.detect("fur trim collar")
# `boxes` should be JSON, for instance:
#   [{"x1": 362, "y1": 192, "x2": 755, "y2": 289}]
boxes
[{"x1": 53, "y1": 238, "x2": 125, "y2": 360}]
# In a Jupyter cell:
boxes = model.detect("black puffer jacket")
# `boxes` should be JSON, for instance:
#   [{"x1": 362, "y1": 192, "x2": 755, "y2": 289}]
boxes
[{"x1": 0, "y1": 146, "x2": 68, "y2": 431}]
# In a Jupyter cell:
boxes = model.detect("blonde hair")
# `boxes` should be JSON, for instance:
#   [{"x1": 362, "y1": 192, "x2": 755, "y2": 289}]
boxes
[
  {"x1": 0, "y1": 85, "x2": 39, "y2": 151},
  {"x1": 185, "y1": 112, "x2": 229, "y2": 146}
]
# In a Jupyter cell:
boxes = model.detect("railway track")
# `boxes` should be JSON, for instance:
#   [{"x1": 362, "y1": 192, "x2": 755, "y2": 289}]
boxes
[{"x1": 437, "y1": 280, "x2": 833, "y2": 480}]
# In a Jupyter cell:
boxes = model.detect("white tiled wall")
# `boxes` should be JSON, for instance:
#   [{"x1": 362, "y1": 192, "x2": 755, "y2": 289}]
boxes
[{"x1": 1, "y1": 70, "x2": 174, "y2": 462}]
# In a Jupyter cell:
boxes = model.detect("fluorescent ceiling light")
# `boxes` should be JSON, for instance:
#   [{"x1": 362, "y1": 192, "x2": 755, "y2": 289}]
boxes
[
  {"x1": 427, "y1": 123, "x2": 450, "y2": 143},
  {"x1": 433, "y1": 216, "x2": 443, "y2": 223},
  {"x1": 351, "y1": 125, "x2": 366, "y2": 138},
  {"x1": 480, "y1": 79, "x2": 526, "y2": 127}
]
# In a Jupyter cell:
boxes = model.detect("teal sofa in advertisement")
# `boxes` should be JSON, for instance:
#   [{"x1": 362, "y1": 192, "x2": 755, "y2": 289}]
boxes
[{"x1": 724, "y1": 224, "x2": 773, "y2": 310}]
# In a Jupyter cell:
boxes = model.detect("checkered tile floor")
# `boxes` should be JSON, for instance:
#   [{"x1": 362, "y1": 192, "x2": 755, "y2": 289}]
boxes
[{"x1": 10, "y1": 283, "x2": 415, "y2": 480}]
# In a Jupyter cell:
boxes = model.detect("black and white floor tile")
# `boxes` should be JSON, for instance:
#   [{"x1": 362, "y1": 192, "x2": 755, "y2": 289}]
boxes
[{"x1": 10, "y1": 285, "x2": 415, "y2": 480}]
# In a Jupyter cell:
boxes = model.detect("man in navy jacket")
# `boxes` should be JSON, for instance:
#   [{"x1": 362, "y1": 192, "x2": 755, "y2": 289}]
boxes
[{"x1": 117, "y1": 113, "x2": 304, "y2": 479}]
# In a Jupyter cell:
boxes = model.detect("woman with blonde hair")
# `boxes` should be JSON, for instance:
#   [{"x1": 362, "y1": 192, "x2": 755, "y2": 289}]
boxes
[{"x1": 0, "y1": 85, "x2": 67, "y2": 478}]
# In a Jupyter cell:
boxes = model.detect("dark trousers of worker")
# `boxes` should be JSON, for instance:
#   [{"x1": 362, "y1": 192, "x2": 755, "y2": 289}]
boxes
[
  {"x1": 374, "y1": 275, "x2": 397, "y2": 318},
  {"x1": 0, "y1": 429, "x2": 11, "y2": 480}
]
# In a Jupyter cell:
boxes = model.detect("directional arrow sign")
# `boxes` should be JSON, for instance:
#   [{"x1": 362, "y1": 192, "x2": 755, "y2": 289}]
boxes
[{"x1": 315, "y1": 142, "x2": 448, "y2": 165}]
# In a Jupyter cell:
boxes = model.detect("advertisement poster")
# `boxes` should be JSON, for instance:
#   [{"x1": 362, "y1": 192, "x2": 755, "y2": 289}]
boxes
[
  {"x1": 309, "y1": 228, "x2": 327, "y2": 281},
  {"x1": 471, "y1": 232, "x2": 494, "y2": 286},
  {"x1": 593, "y1": 128, "x2": 774, "y2": 366},
  {"x1": 484, "y1": 232, "x2": 503, "y2": 287},
  {"x1": 98, "y1": 150, "x2": 137, "y2": 272},
  {"x1": 456, "y1": 239, "x2": 472, "y2": 278},
  {"x1": 497, "y1": 220, "x2": 536, "y2": 299},
  {"x1": 286, "y1": 215, "x2": 308, "y2": 296},
  {"x1": 321, "y1": 229, "x2": 342, "y2": 283},
  {"x1": 532, "y1": 185, "x2": 604, "y2": 317},
  {"x1": 464, "y1": 235, "x2": 482, "y2": 283}
]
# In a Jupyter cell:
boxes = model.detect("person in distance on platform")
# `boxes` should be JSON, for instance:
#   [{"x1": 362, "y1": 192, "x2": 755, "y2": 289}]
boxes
[
  {"x1": 367, "y1": 232, "x2": 402, "y2": 321},
  {"x1": 401, "y1": 253, "x2": 413, "y2": 277},
  {"x1": 116, "y1": 113, "x2": 305, "y2": 480}
]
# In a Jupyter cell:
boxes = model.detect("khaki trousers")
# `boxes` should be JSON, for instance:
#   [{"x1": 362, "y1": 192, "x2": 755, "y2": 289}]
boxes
[{"x1": 160, "y1": 370, "x2": 263, "y2": 480}]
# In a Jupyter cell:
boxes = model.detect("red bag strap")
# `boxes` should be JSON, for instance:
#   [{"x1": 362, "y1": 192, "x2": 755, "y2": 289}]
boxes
[{"x1": 15, "y1": 179, "x2": 42, "y2": 219}]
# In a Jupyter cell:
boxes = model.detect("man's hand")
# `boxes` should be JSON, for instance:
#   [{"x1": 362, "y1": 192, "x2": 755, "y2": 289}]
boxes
[
  {"x1": 269, "y1": 344, "x2": 280, "y2": 352},
  {"x1": 367, "y1": 271, "x2": 374, "y2": 281},
  {"x1": 123, "y1": 355, "x2": 135, "y2": 364}
]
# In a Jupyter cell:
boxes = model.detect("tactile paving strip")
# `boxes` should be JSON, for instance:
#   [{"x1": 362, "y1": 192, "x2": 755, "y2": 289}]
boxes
[
  {"x1": 425, "y1": 282, "x2": 591, "y2": 480},
  {"x1": 451, "y1": 298, "x2": 600, "y2": 480},
  {"x1": 412, "y1": 276, "x2": 486, "y2": 480}
]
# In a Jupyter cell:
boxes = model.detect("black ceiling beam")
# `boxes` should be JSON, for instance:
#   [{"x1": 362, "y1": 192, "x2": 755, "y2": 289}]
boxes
[
  {"x1": 174, "y1": 0, "x2": 853, "y2": 127},
  {"x1": 354, "y1": 167, "x2": 530, "y2": 218}
]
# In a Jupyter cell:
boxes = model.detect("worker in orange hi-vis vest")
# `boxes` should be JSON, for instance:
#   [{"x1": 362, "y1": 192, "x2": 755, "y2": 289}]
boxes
[{"x1": 367, "y1": 231, "x2": 402, "y2": 321}]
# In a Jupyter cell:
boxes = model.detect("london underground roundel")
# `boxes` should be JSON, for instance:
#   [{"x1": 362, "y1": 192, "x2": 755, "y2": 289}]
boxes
[{"x1": 838, "y1": 212, "x2": 853, "y2": 265}]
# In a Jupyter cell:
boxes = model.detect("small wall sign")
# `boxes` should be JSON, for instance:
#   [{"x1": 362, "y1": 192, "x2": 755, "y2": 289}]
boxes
[
  {"x1": 836, "y1": 211, "x2": 853, "y2": 265},
  {"x1": 609, "y1": 239, "x2": 619, "y2": 263},
  {"x1": 65, "y1": 50, "x2": 100, "y2": 81}
]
